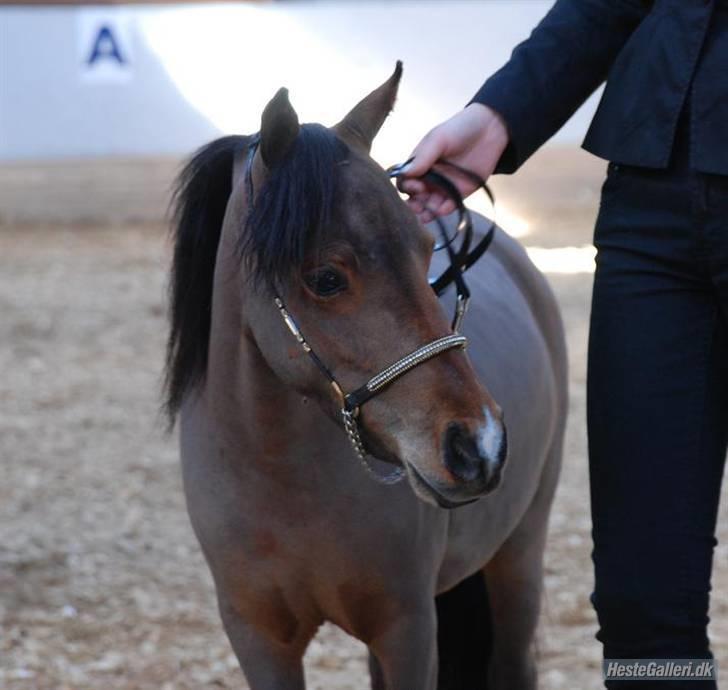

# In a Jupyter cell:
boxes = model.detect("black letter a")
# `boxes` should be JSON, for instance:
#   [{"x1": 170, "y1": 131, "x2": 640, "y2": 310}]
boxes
[{"x1": 87, "y1": 26, "x2": 126, "y2": 66}]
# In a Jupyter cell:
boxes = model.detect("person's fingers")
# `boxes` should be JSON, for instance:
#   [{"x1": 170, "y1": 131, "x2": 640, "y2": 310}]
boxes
[
  {"x1": 399, "y1": 176, "x2": 460, "y2": 202},
  {"x1": 397, "y1": 177, "x2": 426, "y2": 196},
  {"x1": 406, "y1": 196, "x2": 425, "y2": 214},
  {"x1": 427, "y1": 191, "x2": 446, "y2": 211},
  {"x1": 420, "y1": 209, "x2": 435, "y2": 224},
  {"x1": 430, "y1": 161, "x2": 486, "y2": 198},
  {"x1": 404, "y1": 130, "x2": 447, "y2": 177},
  {"x1": 437, "y1": 198, "x2": 457, "y2": 217},
  {"x1": 402, "y1": 180, "x2": 466, "y2": 219}
]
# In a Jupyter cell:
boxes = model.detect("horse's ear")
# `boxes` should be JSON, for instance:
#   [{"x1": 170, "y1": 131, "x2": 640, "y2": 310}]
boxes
[
  {"x1": 334, "y1": 61, "x2": 402, "y2": 153},
  {"x1": 259, "y1": 87, "x2": 300, "y2": 169}
]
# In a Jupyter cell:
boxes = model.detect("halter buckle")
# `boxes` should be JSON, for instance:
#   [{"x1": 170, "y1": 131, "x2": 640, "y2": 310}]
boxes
[
  {"x1": 330, "y1": 380, "x2": 347, "y2": 408},
  {"x1": 453, "y1": 293, "x2": 470, "y2": 334}
]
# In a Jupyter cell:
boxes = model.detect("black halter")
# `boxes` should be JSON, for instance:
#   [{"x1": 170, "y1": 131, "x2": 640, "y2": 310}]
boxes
[{"x1": 245, "y1": 136, "x2": 496, "y2": 484}]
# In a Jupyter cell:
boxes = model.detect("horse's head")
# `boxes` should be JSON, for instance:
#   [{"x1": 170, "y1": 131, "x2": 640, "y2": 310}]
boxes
[{"x1": 242, "y1": 63, "x2": 507, "y2": 508}]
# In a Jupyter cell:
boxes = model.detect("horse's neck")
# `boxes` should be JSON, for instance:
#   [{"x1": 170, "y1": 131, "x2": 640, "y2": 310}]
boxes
[{"x1": 204, "y1": 197, "x2": 332, "y2": 471}]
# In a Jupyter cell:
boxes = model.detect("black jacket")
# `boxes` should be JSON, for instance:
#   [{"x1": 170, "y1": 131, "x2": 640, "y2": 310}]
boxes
[{"x1": 471, "y1": 0, "x2": 728, "y2": 175}]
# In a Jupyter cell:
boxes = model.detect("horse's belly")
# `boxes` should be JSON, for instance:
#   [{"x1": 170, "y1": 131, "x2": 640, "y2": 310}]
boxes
[{"x1": 436, "y1": 247, "x2": 561, "y2": 589}]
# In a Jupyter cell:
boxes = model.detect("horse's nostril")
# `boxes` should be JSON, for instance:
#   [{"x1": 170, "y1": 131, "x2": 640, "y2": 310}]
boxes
[{"x1": 443, "y1": 423, "x2": 485, "y2": 483}]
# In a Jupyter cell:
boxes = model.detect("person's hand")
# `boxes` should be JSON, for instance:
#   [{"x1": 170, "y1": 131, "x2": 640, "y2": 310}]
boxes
[{"x1": 398, "y1": 103, "x2": 509, "y2": 223}]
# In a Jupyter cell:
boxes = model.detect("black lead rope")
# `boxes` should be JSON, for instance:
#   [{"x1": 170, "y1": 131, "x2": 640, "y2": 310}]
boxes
[{"x1": 386, "y1": 158, "x2": 496, "y2": 315}]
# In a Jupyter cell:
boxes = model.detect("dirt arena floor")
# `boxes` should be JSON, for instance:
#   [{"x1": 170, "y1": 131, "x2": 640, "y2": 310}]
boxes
[{"x1": 1, "y1": 148, "x2": 727, "y2": 689}]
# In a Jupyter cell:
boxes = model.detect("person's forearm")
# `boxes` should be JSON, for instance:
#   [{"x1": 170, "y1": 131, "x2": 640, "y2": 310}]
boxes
[{"x1": 471, "y1": 0, "x2": 651, "y2": 173}]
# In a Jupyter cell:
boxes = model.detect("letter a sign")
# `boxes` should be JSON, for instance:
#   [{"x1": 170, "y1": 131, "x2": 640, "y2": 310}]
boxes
[
  {"x1": 78, "y1": 10, "x2": 134, "y2": 84},
  {"x1": 87, "y1": 26, "x2": 126, "y2": 67}
]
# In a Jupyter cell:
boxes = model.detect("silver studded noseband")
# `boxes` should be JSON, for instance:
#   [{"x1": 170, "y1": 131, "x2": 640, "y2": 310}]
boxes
[{"x1": 274, "y1": 296, "x2": 466, "y2": 484}]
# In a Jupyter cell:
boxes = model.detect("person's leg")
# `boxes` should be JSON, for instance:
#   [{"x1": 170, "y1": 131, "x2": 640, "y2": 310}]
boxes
[
  {"x1": 706, "y1": 173, "x2": 728, "y2": 322},
  {"x1": 587, "y1": 164, "x2": 728, "y2": 689}
]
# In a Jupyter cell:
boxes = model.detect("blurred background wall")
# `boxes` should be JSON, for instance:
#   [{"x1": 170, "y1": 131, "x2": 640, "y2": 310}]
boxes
[
  {"x1": 0, "y1": 0, "x2": 600, "y2": 163},
  {"x1": 0, "y1": 0, "x2": 607, "y2": 235}
]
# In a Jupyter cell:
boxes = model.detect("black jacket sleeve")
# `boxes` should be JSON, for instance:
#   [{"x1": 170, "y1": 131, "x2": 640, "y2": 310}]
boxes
[{"x1": 470, "y1": 0, "x2": 651, "y2": 173}]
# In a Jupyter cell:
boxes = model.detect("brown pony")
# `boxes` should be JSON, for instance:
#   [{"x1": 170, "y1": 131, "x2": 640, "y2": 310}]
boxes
[{"x1": 165, "y1": 63, "x2": 568, "y2": 690}]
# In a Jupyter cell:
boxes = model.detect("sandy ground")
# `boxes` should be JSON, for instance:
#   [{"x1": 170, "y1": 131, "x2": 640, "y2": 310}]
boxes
[{"x1": 1, "y1": 149, "x2": 727, "y2": 689}]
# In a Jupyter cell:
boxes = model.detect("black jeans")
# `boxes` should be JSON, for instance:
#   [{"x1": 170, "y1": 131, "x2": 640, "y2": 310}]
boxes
[{"x1": 587, "y1": 147, "x2": 728, "y2": 686}]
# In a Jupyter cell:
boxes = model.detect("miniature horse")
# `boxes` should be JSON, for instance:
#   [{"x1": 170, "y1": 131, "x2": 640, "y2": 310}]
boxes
[{"x1": 165, "y1": 64, "x2": 568, "y2": 689}]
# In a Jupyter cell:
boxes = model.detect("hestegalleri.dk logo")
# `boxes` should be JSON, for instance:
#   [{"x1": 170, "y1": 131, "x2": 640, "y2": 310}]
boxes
[{"x1": 603, "y1": 659, "x2": 717, "y2": 681}]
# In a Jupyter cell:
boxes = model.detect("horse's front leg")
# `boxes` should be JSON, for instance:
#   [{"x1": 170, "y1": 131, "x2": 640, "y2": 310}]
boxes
[
  {"x1": 218, "y1": 595, "x2": 313, "y2": 690},
  {"x1": 484, "y1": 440, "x2": 562, "y2": 690},
  {"x1": 368, "y1": 607, "x2": 438, "y2": 690}
]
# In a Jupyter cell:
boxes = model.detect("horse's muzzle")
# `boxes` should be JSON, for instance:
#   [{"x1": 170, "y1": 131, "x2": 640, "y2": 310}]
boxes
[
  {"x1": 445, "y1": 421, "x2": 506, "y2": 487},
  {"x1": 439, "y1": 410, "x2": 508, "y2": 500},
  {"x1": 404, "y1": 410, "x2": 507, "y2": 509}
]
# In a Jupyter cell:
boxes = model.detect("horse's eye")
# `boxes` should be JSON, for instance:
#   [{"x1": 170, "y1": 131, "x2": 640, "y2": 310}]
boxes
[{"x1": 304, "y1": 267, "x2": 348, "y2": 297}]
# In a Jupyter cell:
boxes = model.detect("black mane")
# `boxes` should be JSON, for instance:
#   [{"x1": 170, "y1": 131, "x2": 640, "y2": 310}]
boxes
[
  {"x1": 241, "y1": 123, "x2": 349, "y2": 287},
  {"x1": 164, "y1": 125, "x2": 349, "y2": 423}
]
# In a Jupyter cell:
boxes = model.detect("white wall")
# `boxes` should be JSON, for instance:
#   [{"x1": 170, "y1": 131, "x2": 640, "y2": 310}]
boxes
[{"x1": 0, "y1": 1, "x2": 601, "y2": 162}]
